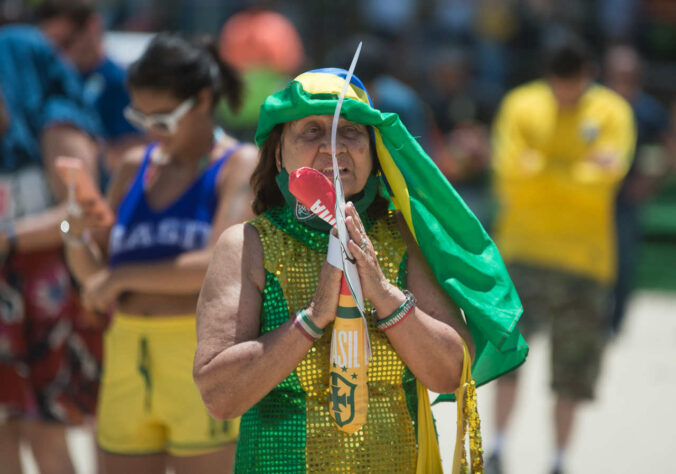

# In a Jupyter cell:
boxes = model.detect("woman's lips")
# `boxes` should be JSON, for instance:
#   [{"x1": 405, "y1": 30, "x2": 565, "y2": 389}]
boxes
[{"x1": 320, "y1": 166, "x2": 350, "y2": 179}]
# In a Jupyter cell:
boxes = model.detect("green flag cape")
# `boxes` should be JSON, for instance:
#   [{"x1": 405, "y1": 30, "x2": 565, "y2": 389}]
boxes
[{"x1": 255, "y1": 68, "x2": 528, "y2": 399}]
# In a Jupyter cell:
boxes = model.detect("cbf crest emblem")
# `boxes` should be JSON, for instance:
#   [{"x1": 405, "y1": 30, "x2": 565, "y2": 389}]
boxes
[
  {"x1": 294, "y1": 200, "x2": 314, "y2": 221},
  {"x1": 330, "y1": 371, "x2": 357, "y2": 427}
]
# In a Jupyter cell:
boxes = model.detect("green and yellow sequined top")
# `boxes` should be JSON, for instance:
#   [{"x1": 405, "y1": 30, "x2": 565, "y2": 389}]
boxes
[{"x1": 234, "y1": 206, "x2": 420, "y2": 473}]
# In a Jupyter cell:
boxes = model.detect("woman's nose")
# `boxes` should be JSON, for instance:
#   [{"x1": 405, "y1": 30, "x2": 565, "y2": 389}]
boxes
[{"x1": 318, "y1": 132, "x2": 347, "y2": 153}]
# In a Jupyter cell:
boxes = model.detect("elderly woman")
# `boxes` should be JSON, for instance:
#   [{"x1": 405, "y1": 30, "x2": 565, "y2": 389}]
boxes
[{"x1": 194, "y1": 68, "x2": 527, "y2": 472}]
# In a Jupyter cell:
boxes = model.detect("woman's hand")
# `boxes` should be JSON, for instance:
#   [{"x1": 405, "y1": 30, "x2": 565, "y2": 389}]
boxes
[
  {"x1": 67, "y1": 197, "x2": 109, "y2": 235},
  {"x1": 344, "y1": 201, "x2": 400, "y2": 307},
  {"x1": 306, "y1": 260, "x2": 342, "y2": 328},
  {"x1": 81, "y1": 268, "x2": 120, "y2": 313}
]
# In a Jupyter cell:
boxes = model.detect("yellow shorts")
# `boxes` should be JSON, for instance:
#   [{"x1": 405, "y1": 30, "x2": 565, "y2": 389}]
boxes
[{"x1": 97, "y1": 313, "x2": 239, "y2": 456}]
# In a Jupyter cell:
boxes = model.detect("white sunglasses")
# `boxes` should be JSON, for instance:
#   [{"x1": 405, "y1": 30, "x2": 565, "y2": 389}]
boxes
[{"x1": 124, "y1": 97, "x2": 195, "y2": 134}]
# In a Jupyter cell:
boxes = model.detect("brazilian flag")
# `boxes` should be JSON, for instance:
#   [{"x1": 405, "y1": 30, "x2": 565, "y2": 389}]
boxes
[{"x1": 255, "y1": 68, "x2": 528, "y2": 398}]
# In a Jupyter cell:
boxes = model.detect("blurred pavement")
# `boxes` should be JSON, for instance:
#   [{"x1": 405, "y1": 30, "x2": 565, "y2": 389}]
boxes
[
  {"x1": 433, "y1": 290, "x2": 676, "y2": 473},
  {"x1": 20, "y1": 291, "x2": 676, "y2": 473}
]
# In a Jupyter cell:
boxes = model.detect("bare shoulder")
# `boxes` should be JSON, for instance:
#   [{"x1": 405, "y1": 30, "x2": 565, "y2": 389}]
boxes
[
  {"x1": 106, "y1": 144, "x2": 147, "y2": 209},
  {"x1": 213, "y1": 222, "x2": 265, "y2": 291},
  {"x1": 215, "y1": 222, "x2": 262, "y2": 259},
  {"x1": 225, "y1": 143, "x2": 259, "y2": 172},
  {"x1": 230, "y1": 143, "x2": 259, "y2": 166},
  {"x1": 119, "y1": 144, "x2": 146, "y2": 173},
  {"x1": 218, "y1": 142, "x2": 259, "y2": 185}
]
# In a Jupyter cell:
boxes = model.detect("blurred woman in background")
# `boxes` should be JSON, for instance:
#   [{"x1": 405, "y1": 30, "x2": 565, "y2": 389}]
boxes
[{"x1": 63, "y1": 33, "x2": 257, "y2": 473}]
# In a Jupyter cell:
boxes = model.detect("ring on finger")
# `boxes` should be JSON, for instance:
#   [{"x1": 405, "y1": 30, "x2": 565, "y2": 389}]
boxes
[{"x1": 359, "y1": 238, "x2": 368, "y2": 251}]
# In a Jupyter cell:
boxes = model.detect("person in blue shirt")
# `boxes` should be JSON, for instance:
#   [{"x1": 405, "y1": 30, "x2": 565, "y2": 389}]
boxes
[
  {"x1": 0, "y1": 8, "x2": 101, "y2": 474},
  {"x1": 36, "y1": 0, "x2": 145, "y2": 184},
  {"x1": 81, "y1": 57, "x2": 138, "y2": 145}
]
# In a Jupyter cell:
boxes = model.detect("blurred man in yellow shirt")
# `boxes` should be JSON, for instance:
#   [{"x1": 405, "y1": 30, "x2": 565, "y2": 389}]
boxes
[{"x1": 486, "y1": 31, "x2": 636, "y2": 474}]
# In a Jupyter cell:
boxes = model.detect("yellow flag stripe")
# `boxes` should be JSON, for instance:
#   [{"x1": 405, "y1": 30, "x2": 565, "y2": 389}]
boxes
[
  {"x1": 295, "y1": 72, "x2": 371, "y2": 105},
  {"x1": 374, "y1": 129, "x2": 417, "y2": 241}
]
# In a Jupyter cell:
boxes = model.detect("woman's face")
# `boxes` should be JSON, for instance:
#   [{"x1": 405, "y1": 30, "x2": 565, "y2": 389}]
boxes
[
  {"x1": 278, "y1": 115, "x2": 372, "y2": 197},
  {"x1": 128, "y1": 87, "x2": 211, "y2": 157}
]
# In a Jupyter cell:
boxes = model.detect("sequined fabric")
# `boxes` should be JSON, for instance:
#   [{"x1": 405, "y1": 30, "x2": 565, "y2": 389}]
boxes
[
  {"x1": 234, "y1": 206, "x2": 419, "y2": 473},
  {"x1": 454, "y1": 364, "x2": 484, "y2": 473},
  {"x1": 466, "y1": 379, "x2": 484, "y2": 473}
]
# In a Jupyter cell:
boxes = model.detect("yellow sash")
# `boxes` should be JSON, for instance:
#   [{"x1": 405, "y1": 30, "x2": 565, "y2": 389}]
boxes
[
  {"x1": 416, "y1": 341, "x2": 484, "y2": 473},
  {"x1": 329, "y1": 282, "x2": 369, "y2": 433}
]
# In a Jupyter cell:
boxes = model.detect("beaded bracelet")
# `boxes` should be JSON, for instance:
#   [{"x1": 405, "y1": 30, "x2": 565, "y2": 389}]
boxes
[
  {"x1": 375, "y1": 290, "x2": 417, "y2": 331},
  {"x1": 293, "y1": 308, "x2": 325, "y2": 341}
]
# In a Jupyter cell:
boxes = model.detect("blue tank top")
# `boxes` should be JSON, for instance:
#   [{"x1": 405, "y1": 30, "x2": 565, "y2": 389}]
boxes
[{"x1": 109, "y1": 142, "x2": 240, "y2": 266}]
